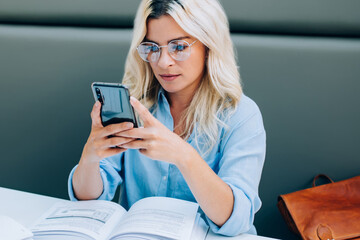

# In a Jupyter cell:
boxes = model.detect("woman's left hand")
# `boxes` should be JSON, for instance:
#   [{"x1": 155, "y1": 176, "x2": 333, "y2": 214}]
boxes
[
  {"x1": 120, "y1": 99, "x2": 234, "y2": 227},
  {"x1": 116, "y1": 97, "x2": 195, "y2": 165}
]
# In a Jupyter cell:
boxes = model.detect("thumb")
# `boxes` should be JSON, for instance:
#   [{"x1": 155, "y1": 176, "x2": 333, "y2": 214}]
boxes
[
  {"x1": 130, "y1": 97, "x2": 156, "y2": 126},
  {"x1": 90, "y1": 101, "x2": 103, "y2": 128}
]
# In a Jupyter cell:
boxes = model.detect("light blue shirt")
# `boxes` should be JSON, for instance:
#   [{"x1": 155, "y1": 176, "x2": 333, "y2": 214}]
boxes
[{"x1": 68, "y1": 89, "x2": 266, "y2": 237}]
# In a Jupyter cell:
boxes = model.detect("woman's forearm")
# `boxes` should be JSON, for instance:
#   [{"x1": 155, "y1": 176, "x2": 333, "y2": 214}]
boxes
[
  {"x1": 176, "y1": 146, "x2": 234, "y2": 227},
  {"x1": 72, "y1": 159, "x2": 103, "y2": 200}
]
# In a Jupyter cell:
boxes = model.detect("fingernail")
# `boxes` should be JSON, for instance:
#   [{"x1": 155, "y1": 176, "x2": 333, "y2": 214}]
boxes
[
  {"x1": 95, "y1": 101, "x2": 100, "y2": 107},
  {"x1": 127, "y1": 122, "x2": 133, "y2": 128},
  {"x1": 130, "y1": 96, "x2": 136, "y2": 103}
]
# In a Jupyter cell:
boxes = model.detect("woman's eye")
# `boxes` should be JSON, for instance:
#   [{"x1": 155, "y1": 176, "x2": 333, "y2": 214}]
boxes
[
  {"x1": 176, "y1": 45, "x2": 186, "y2": 51},
  {"x1": 149, "y1": 46, "x2": 159, "y2": 52}
]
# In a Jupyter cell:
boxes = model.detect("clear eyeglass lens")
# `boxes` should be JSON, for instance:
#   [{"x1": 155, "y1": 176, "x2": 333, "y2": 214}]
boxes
[
  {"x1": 168, "y1": 40, "x2": 190, "y2": 61},
  {"x1": 137, "y1": 40, "x2": 191, "y2": 62},
  {"x1": 137, "y1": 43, "x2": 159, "y2": 62}
]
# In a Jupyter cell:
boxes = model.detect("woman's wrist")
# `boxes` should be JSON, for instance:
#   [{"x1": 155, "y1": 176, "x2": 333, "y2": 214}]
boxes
[
  {"x1": 175, "y1": 143, "x2": 199, "y2": 172},
  {"x1": 78, "y1": 154, "x2": 101, "y2": 171},
  {"x1": 73, "y1": 157, "x2": 103, "y2": 200}
]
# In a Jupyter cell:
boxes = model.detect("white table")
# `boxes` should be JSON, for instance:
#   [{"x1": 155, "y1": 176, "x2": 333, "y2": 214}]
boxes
[{"x1": 0, "y1": 187, "x2": 277, "y2": 240}]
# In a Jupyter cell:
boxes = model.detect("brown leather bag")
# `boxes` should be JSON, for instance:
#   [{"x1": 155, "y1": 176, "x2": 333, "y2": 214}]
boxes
[{"x1": 277, "y1": 174, "x2": 360, "y2": 240}]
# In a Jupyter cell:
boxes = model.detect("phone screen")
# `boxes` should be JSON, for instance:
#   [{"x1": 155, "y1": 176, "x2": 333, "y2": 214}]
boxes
[{"x1": 91, "y1": 82, "x2": 138, "y2": 127}]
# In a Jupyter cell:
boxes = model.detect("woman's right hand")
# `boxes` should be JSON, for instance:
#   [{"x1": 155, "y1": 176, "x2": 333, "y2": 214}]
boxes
[
  {"x1": 80, "y1": 101, "x2": 135, "y2": 165},
  {"x1": 72, "y1": 101, "x2": 135, "y2": 200}
]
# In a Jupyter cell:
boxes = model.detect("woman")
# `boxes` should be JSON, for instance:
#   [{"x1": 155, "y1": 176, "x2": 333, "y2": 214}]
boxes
[{"x1": 68, "y1": 0, "x2": 266, "y2": 236}]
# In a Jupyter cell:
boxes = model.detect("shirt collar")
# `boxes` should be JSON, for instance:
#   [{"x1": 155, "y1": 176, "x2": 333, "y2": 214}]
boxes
[{"x1": 157, "y1": 87, "x2": 169, "y2": 106}]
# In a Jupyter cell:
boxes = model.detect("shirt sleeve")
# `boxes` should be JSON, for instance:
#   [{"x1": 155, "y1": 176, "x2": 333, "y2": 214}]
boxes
[
  {"x1": 205, "y1": 108, "x2": 266, "y2": 236},
  {"x1": 67, "y1": 152, "x2": 124, "y2": 201}
]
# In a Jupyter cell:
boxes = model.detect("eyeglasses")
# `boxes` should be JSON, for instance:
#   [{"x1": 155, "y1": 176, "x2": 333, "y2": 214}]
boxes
[{"x1": 137, "y1": 39, "x2": 197, "y2": 62}]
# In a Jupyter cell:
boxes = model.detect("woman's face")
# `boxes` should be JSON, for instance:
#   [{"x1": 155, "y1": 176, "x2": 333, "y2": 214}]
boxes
[{"x1": 146, "y1": 15, "x2": 207, "y2": 98}]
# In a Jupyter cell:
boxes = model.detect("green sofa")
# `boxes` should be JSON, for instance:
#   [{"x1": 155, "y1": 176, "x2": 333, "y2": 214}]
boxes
[{"x1": 1, "y1": 1, "x2": 359, "y2": 239}]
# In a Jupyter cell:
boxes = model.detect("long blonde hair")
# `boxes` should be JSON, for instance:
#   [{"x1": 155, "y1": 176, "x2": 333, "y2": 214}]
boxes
[{"x1": 122, "y1": 0, "x2": 242, "y2": 156}]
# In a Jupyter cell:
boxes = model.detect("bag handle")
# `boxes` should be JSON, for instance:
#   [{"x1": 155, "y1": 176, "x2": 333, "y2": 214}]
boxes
[{"x1": 312, "y1": 174, "x2": 334, "y2": 187}]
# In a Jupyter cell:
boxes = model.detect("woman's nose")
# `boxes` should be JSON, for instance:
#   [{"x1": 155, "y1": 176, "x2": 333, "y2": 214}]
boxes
[{"x1": 157, "y1": 48, "x2": 176, "y2": 68}]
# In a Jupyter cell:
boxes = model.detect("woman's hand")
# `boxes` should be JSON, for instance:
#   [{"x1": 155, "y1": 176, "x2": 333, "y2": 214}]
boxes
[
  {"x1": 73, "y1": 101, "x2": 136, "y2": 200},
  {"x1": 118, "y1": 97, "x2": 194, "y2": 166},
  {"x1": 117, "y1": 98, "x2": 235, "y2": 227},
  {"x1": 80, "y1": 101, "x2": 136, "y2": 164}
]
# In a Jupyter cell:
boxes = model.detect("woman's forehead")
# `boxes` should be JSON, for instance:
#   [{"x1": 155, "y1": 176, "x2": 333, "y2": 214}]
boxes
[{"x1": 146, "y1": 15, "x2": 190, "y2": 43}]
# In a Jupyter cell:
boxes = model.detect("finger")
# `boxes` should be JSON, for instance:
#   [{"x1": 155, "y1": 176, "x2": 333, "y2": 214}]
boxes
[
  {"x1": 121, "y1": 139, "x2": 147, "y2": 150},
  {"x1": 130, "y1": 97, "x2": 156, "y2": 126},
  {"x1": 91, "y1": 101, "x2": 103, "y2": 128},
  {"x1": 100, "y1": 122, "x2": 134, "y2": 138},
  {"x1": 115, "y1": 127, "x2": 151, "y2": 139},
  {"x1": 116, "y1": 138, "x2": 137, "y2": 148},
  {"x1": 104, "y1": 136, "x2": 135, "y2": 148},
  {"x1": 113, "y1": 128, "x2": 142, "y2": 137},
  {"x1": 101, "y1": 147, "x2": 127, "y2": 159}
]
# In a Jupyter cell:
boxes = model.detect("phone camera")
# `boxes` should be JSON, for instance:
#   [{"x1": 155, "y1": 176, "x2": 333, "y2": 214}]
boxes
[{"x1": 95, "y1": 88, "x2": 104, "y2": 104}]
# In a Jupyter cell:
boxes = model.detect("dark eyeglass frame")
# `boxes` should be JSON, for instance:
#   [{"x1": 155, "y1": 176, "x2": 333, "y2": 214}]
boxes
[{"x1": 136, "y1": 39, "x2": 197, "y2": 62}]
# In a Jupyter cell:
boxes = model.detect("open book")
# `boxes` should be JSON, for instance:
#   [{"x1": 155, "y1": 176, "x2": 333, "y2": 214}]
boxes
[
  {"x1": 0, "y1": 215, "x2": 33, "y2": 240},
  {"x1": 30, "y1": 197, "x2": 209, "y2": 240}
]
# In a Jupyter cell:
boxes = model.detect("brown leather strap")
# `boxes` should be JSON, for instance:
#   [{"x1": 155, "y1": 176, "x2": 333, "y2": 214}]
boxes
[
  {"x1": 312, "y1": 174, "x2": 335, "y2": 187},
  {"x1": 317, "y1": 224, "x2": 334, "y2": 240}
]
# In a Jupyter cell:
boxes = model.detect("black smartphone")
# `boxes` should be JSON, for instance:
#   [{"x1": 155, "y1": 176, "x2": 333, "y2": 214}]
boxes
[{"x1": 91, "y1": 82, "x2": 138, "y2": 127}]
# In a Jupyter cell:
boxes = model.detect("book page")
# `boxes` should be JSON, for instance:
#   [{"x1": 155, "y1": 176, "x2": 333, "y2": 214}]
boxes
[
  {"x1": 31, "y1": 200, "x2": 126, "y2": 240},
  {"x1": 110, "y1": 197, "x2": 198, "y2": 240},
  {"x1": 190, "y1": 213, "x2": 209, "y2": 240},
  {"x1": 0, "y1": 215, "x2": 33, "y2": 240}
]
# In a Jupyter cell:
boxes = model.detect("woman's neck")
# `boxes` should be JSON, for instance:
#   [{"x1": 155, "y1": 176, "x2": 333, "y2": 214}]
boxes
[
  {"x1": 166, "y1": 91, "x2": 193, "y2": 136},
  {"x1": 165, "y1": 82, "x2": 199, "y2": 111},
  {"x1": 169, "y1": 94, "x2": 190, "y2": 111}
]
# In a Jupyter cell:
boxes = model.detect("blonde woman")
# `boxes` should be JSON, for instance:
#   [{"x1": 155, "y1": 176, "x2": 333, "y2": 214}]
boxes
[{"x1": 69, "y1": 0, "x2": 266, "y2": 236}]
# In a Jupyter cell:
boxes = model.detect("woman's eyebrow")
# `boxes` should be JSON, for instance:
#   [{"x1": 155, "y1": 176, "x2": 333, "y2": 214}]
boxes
[{"x1": 144, "y1": 36, "x2": 190, "y2": 44}]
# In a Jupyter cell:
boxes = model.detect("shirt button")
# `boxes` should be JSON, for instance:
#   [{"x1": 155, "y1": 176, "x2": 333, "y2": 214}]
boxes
[{"x1": 163, "y1": 176, "x2": 167, "y2": 180}]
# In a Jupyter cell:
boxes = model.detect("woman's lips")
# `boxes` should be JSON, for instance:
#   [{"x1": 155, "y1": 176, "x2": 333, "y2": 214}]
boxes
[{"x1": 159, "y1": 74, "x2": 181, "y2": 81}]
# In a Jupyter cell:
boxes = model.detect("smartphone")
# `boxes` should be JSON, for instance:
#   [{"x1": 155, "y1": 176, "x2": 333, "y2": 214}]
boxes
[{"x1": 91, "y1": 82, "x2": 138, "y2": 127}]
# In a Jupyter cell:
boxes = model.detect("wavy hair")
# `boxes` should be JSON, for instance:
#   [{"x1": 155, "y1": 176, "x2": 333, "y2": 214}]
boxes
[{"x1": 122, "y1": 0, "x2": 242, "y2": 156}]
